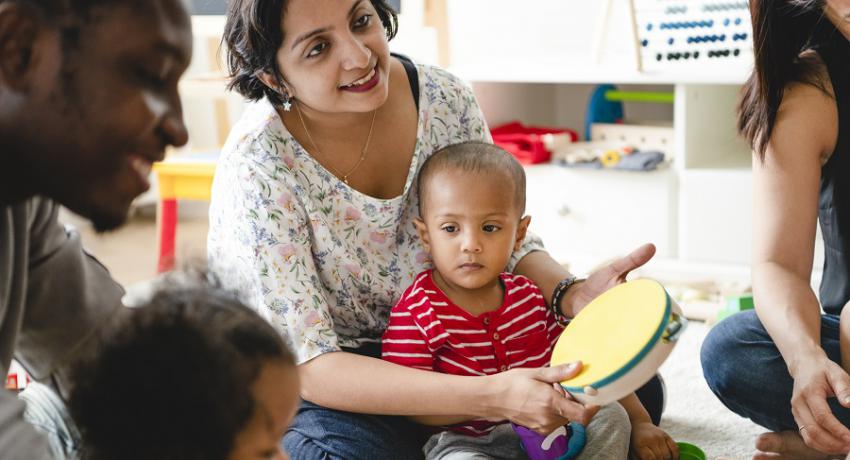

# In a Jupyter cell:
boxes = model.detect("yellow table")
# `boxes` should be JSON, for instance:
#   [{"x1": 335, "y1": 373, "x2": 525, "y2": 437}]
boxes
[{"x1": 152, "y1": 160, "x2": 217, "y2": 272}]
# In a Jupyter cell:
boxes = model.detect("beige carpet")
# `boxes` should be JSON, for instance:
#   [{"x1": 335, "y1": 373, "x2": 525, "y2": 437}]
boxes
[
  {"x1": 63, "y1": 203, "x2": 210, "y2": 286},
  {"x1": 659, "y1": 321, "x2": 765, "y2": 459}
]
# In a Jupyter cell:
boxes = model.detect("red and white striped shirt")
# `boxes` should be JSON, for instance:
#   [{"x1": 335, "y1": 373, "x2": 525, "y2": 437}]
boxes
[{"x1": 381, "y1": 270, "x2": 564, "y2": 436}]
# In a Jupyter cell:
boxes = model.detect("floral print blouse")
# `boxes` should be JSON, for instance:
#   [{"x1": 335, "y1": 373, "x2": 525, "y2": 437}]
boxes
[{"x1": 208, "y1": 63, "x2": 544, "y2": 364}]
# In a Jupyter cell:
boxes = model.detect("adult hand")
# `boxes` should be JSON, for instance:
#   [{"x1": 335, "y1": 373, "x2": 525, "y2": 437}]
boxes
[
  {"x1": 629, "y1": 421, "x2": 678, "y2": 460},
  {"x1": 566, "y1": 243, "x2": 656, "y2": 315},
  {"x1": 790, "y1": 354, "x2": 850, "y2": 454},
  {"x1": 487, "y1": 361, "x2": 599, "y2": 435}
]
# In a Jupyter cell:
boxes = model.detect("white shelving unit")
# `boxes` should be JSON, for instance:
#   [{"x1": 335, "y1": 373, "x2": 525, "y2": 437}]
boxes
[
  {"x1": 431, "y1": 0, "x2": 827, "y2": 284},
  {"x1": 482, "y1": 81, "x2": 760, "y2": 282}
]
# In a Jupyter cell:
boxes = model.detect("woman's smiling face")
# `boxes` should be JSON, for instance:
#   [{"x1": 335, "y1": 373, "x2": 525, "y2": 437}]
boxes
[{"x1": 273, "y1": 0, "x2": 392, "y2": 115}]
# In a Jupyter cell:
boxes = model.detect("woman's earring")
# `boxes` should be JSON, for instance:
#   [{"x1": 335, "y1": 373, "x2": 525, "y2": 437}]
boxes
[{"x1": 282, "y1": 93, "x2": 293, "y2": 112}]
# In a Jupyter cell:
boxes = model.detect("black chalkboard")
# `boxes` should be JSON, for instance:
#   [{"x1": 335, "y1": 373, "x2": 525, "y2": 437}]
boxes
[{"x1": 189, "y1": 0, "x2": 401, "y2": 16}]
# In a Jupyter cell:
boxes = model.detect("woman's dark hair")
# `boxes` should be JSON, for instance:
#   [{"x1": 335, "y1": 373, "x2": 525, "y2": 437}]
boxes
[
  {"x1": 738, "y1": 0, "x2": 830, "y2": 160},
  {"x1": 223, "y1": 0, "x2": 398, "y2": 107},
  {"x1": 69, "y1": 278, "x2": 294, "y2": 460}
]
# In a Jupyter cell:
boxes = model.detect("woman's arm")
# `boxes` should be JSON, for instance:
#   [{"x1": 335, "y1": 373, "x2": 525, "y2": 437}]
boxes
[
  {"x1": 513, "y1": 245, "x2": 655, "y2": 318},
  {"x1": 299, "y1": 352, "x2": 598, "y2": 434},
  {"x1": 409, "y1": 415, "x2": 472, "y2": 426},
  {"x1": 752, "y1": 79, "x2": 834, "y2": 375},
  {"x1": 751, "y1": 78, "x2": 850, "y2": 453}
]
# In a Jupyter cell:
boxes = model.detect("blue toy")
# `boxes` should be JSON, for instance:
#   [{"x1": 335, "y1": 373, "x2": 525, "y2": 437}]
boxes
[{"x1": 584, "y1": 84, "x2": 623, "y2": 140}]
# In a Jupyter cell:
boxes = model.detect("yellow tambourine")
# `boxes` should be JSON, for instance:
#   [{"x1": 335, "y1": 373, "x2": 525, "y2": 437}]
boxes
[{"x1": 550, "y1": 279, "x2": 686, "y2": 406}]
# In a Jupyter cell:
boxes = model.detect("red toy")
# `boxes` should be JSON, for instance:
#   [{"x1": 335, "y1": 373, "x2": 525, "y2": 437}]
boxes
[{"x1": 490, "y1": 121, "x2": 579, "y2": 165}]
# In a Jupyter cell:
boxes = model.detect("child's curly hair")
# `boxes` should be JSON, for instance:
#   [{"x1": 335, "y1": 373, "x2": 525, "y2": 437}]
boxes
[{"x1": 69, "y1": 278, "x2": 294, "y2": 460}]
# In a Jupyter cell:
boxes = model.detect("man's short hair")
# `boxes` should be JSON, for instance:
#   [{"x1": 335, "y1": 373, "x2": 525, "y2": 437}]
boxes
[
  {"x1": 417, "y1": 141, "x2": 526, "y2": 217},
  {"x1": 0, "y1": 0, "x2": 115, "y2": 23}
]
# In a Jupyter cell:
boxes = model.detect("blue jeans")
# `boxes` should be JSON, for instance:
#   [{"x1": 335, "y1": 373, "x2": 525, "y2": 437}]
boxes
[
  {"x1": 283, "y1": 343, "x2": 666, "y2": 459},
  {"x1": 284, "y1": 400, "x2": 432, "y2": 460},
  {"x1": 283, "y1": 343, "x2": 432, "y2": 460},
  {"x1": 701, "y1": 310, "x2": 850, "y2": 431}
]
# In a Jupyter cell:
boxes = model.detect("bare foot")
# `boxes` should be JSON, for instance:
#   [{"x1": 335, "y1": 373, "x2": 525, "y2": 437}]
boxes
[{"x1": 753, "y1": 431, "x2": 842, "y2": 460}]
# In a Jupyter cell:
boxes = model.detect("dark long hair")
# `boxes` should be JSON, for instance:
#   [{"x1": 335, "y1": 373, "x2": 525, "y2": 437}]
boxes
[
  {"x1": 223, "y1": 0, "x2": 398, "y2": 107},
  {"x1": 738, "y1": 0, "x2": 829, "y2": 160}
]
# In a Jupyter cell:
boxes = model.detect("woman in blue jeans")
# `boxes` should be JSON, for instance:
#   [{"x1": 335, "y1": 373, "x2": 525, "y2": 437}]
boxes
[
  {"x1": 701, "y1": 0, "x2": 850, "y2": 458},
  {"x1": 213, "y1": 0, "x2": 667, "y2": 458}
]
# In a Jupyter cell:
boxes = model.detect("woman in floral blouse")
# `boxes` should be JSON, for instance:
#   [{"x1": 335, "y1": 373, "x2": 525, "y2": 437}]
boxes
[{"x1": 210, "y1": 0, "x2": 659, "y2": 458}]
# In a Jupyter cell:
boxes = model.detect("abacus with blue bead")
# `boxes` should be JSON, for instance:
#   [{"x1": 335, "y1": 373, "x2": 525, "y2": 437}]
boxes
[{"x1": 631, "y1": 1, "x2": 753, "y2": 72}]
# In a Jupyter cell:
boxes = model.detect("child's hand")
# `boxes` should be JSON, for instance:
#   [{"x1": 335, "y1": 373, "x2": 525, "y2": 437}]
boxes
[{"x1": 629, "y1": 421, "x2": 678, "y2": 460}]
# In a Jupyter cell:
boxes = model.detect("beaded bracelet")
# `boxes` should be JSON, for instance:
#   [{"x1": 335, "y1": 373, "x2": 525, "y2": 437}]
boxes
[{"x1": 551, "y1": 275, "x2": 584, "y2": 326}]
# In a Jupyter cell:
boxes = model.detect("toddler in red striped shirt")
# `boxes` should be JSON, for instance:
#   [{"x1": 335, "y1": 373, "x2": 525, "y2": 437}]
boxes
[{"x1": 381, "y1": 141, "x2": 674, "y2": 459}]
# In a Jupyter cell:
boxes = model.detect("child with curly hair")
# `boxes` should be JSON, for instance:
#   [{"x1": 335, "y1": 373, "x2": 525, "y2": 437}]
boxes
[{"x1": 68, "y1": 278, "x2": 299, "y2": 460}]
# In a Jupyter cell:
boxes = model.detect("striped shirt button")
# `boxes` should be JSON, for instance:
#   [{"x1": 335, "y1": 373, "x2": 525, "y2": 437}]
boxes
[{"x1": 493, "y1": 332, "x2": 500, "y2": 340}]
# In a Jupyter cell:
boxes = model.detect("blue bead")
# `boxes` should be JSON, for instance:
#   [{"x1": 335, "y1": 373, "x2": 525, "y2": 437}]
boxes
[{"x1": 668, "y1": 37, "x2": 674, "y2": 44}]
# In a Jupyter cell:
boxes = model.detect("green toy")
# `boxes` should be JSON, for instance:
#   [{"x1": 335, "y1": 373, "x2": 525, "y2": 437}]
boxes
[
  {"x1": 715, "y1": 294, "x2": 754, "y2": 323},
  {"x1": 676, "y1": 442, "x2": 707, "y2": 460}
]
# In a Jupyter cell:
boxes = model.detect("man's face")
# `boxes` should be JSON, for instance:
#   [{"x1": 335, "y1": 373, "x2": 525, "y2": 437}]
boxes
[{"x1": 4, "y1": 0, "x2": 191, "y2": 231}]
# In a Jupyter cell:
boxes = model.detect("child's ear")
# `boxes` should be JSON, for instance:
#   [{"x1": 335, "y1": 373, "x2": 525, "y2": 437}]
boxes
[
  {"x1": 414, "y1": 217, "x2": 431, "y2": 251},
  {"x1": 514, "y1": 215, "x2": 531, "y2": 251}
]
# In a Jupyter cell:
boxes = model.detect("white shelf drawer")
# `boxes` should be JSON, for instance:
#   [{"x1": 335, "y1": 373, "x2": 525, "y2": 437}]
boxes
[{"x1": 525, "y1": 165, "x2": 676, "y2": 272}]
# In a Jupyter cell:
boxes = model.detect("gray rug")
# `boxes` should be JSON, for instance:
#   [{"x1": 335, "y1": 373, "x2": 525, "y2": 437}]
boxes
[{"x1": 659, "y1": 321, "x2": 764, "y2": 459}]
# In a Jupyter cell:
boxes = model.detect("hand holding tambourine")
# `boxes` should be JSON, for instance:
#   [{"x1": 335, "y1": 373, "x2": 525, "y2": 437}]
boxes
[
  {"x1": 513, "y1": 278, "x2": 686, "y2": 459},
  {"x1": 551, "y1": 278, "x2": 686, "y2": 405}
]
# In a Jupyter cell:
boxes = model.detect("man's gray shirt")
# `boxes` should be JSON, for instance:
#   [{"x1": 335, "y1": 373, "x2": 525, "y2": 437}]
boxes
[{"x1": 0, "y1": 197, "x2": 123, "y2": 458}]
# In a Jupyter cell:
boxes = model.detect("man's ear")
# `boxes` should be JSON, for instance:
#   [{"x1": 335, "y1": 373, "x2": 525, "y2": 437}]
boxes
[
  {"x1": 0, "y1": 3, "x2": 43, "y2": 91},
  {"x1": 413, "y1": 217, "x2": 430, "y2": 251},
  {"x1": 514, "y1": 215, "x2": 531, "y2": 251}
]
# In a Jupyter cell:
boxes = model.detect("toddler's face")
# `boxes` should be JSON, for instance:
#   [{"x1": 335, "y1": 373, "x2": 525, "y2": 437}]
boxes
[
  {"x1": 416, "y1": 169, "x2": 529, "y2": 292},
  {"x1": 229, "y1": 361, "x2": 300, "y2": 460}
]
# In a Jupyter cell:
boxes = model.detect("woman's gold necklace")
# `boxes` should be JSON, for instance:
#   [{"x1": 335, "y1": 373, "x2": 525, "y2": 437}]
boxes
[{"x1": 294, "y1": 102, "x2": 378, "y2": 185}]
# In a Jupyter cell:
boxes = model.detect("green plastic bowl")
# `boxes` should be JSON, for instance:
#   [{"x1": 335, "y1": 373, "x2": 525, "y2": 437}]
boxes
[{"x1": 676, "y1": 442, "x2": 706, "y2": 460}]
